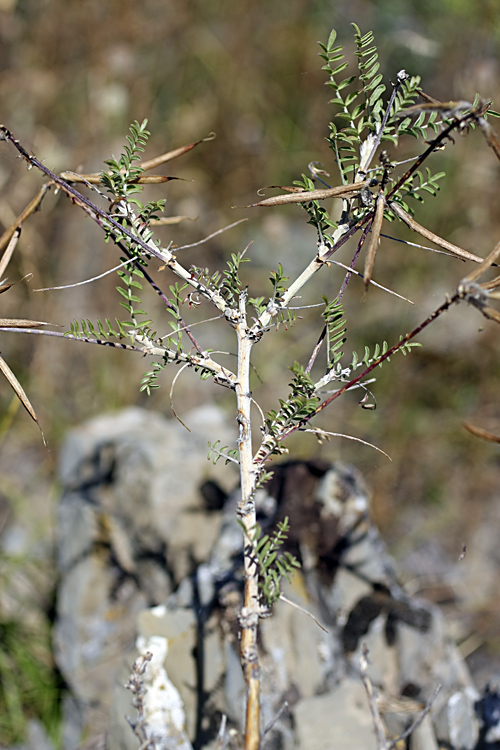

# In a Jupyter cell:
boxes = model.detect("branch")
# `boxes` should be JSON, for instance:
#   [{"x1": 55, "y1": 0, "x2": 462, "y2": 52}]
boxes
[
  {"x1": 359, "y1": 644, "x2": 387, "y2": 750},
  {"x1": 0, "y1": 326, "x2": 238, "y2": 388},
  {"x1": 0, "y1": 126, "x2": 231, "y2": 315}
]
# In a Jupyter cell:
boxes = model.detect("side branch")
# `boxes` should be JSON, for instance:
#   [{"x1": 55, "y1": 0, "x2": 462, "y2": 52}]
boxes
[
  {"x1": 0, "y1": 327, "x2": 238, "y2": 388},
  {"x1": 0, "y1": 126, "x2": 231, "y2": 316}
]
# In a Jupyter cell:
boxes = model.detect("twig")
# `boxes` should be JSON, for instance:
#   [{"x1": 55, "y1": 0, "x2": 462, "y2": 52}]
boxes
[
  {"x1": 125, "y1": 651, "x2": 156, "y2": 750},
  {"x1": 174, "y1": 218, "x2": 248, "y2": 251},
  {"x1": 278, "y1": 593, "x2": 328, "y2": 633},
  {"x1": 0, "y1": 326, "x2": 238, "y2": 387},
  {"x1": 337, "y1": 222, "x2": 372, "y2": 301},
  {"x1": 169, "y1": 363, "x2": 191, "y2": 431},
  {"x1": 0, "y1": 227, "x2": 21, "y2": 280},
  {"x1": 262, "y1": 701, "x2": 290, "y2": 738},
  {"x1": 330, "y1": 260, "x2": 413, "y2": 303},
  {"x1": 463, "y1": 421, "x2": 500, "y2": 444},
  {"x1": 34, "y1": 257, "x2": 136, "y2": 291},
  {"x1": 386, "y1": 684, "x2": 441, "y2": 750},
  {"x1": 216, "y1": 714, "x2": 228, "y2": 750},
  {"x1": 359, "y1": 643, "x2": 387, "y2": 750},
  {"x1": 0, "y1": 126, "x2": 231, "y2": 314},
  {"x1": 302, "y1": 428, "x2": 392, "y2": 460}
]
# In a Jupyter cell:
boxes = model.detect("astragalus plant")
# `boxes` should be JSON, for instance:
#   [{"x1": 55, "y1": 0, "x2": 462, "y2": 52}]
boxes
[{"x1": 1, "y1": 23, "x2": 500, "y2": 750}]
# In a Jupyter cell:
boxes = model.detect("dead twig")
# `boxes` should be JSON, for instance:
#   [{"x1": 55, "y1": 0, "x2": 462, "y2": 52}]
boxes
[
  {"x1": 389, "y1": 201, "x2": 488, "y2": 265},
  {"x1": 363, "y1": 192, "x2": 385, "y2": 289}
]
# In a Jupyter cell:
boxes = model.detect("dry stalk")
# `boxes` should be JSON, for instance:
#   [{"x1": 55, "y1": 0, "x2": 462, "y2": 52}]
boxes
[
  {"x1": 125, "y1": 652, "x2": 156, "y2": 750},
  {"x1": 235, "y1": 289, "x2": 261, "y2": 750},
  {"x1": 363, "y1": 193, "x2": 385, "y2": 289},
  {"x1": 235, "y1": 300, "x2": 260, "y2": 750}
]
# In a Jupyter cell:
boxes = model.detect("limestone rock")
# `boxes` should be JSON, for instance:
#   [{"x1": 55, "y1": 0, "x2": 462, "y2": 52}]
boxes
[
  {"x1": 54, "y1": 405, "x2": 236, "y2": 746},
  {"x1": 54, "y1": 412, "x2": 483, "y2": 750}
]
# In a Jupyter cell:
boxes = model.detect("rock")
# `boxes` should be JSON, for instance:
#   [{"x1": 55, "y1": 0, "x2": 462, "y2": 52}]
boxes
[
  {"x1": 111, "y1": 458, "x2": 480, "y2": 750},
  {"x1": 54, "y1": 405, "x2": 237, "y2": 746},
  {"x1": 54, "y1": 412, "x2": 483, "y2": 750},
  {"x1": 293, "y1": 680, "x2": 377, "y2": 750}
]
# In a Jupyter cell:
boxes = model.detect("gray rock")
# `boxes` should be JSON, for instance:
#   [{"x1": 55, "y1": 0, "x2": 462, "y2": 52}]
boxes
[
  {"x1": 293, "y1": 680, "x2": 377, "y2": 750},
  {"x1": 54, "y1": 413, "x2": 483, "y2": 750},
  {"x1": 54, "y1": 405, "x2": 236, "y2": 746}
]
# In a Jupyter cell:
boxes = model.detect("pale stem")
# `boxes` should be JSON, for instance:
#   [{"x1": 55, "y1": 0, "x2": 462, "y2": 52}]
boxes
[{"x1": 235, "y1": 289, "x2": 261, "y2": 750}]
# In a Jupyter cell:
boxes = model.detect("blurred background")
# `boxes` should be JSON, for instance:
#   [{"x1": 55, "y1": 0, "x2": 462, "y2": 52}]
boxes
[{"x1": 1, "y1": 0, "x2": 500, "y2": 744}]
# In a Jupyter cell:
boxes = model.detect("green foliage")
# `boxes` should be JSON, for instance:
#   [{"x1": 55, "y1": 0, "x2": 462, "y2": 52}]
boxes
[
  {"x1": 207, "y1": 440, "x2": 240, "y2": 465},
  {"x1": 65, "y1": 316, "x2": 130, "y2": 341},
  {"x1": 247, "y1": 517, "x2": 301, "y2": 606},
  {"x1": 331, "y1": 338, "x2": 421, "y2": 381},
  {"x1": 221, "y1": 252, "x2": 250, "y2": 303},
  {"x1": 140, "y1": 361, "x2": 165, "y2": 395},
  {"x1": 100, "y1": 119, "x2": 166, "y2": 271},
  {"x1": 101, "y1": 118, "x2": 150, "y2": 201},
  {"x1": 292, "y1": 173, "x2": 337, "y2": 238},
  {"x1": 264, "y1": 363, "x2": 320, "y2": 451},
  {"x1": 116, "y1": 260, "x2": 153, "y2": 334},
  {"x1": 188, "y1": 252, "x2": 249, "y2": 305},
  {"x1": 322, "y1": 296, "x2": 347, "y2": 368},
  {"x1": 392, "y1": 167, "x2": 446, "y2": 215},
  {"x1": 352, "y1": 24, "x2": 386, "y2": 123},
  {"x1": 315, "y1": 24, "x2": 447, "y2": 232},
  {"x1": 269, "y1": 263, "x2": 289, "y2": 303},
  {"x1": 0, "y1": 617, "x2": 61, "y2": 746}
]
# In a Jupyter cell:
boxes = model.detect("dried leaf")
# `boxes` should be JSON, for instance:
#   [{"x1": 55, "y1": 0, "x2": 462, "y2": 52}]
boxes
[
  {"x1": 389, "y1": 201, "x2": 487, "y2": 265},
  {"x1": 59, "y1": 172, "x2": 182, "y2": 184},
  {"x1": 0, "y1": 353, "x2": 39, "y2": 427},
  {"x1": 248, "y1": 179, "x2": 371, "y2": 207},
  {"x1": 478, "y1": 118, "x2": 500, "y2": 162},
  {"x1": 140, "y1": 132, "x2": 216, "y2": 171},
  {"x1": 463, "y1": 422, "x2": 500, "y2": 444},
  {"x1": 0, "y1": 184, "x2": 51, "y2": 255},
  {"x1": 463, "y1": 238, "x2": 500, "y2": 283},
  {"x1": 257, "y1": 185, "x2": 310, "y2": 196},
  {"x1": 150, "y1": 215, "x2": 196, "y2": 226},
  {"x1": 364, "y1": 194, "x2": 385, "y2": 289},
  {"x1": 0, "y1": 318, "x2": 51, "y2": 328}
]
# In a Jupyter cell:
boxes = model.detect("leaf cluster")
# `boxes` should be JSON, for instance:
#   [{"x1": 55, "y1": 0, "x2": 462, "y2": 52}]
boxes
[
  {"x1": 322, "y1": 296, "x2": 346, "y2": 369},
  {"x1": 207, "y1": 439, "x2": 240, "y2": 466},
  {"x1": 316, "y1": 25, "x2": 447, "y2": 229},
  {"x1": 66, "y1": 316, "x2": 133, "y2": 342},
  {"x1": 247, "y1": 517, "x2": 300, "y2": 606},
  {"x1": 330, "y1": 338, "x2": 421, "y2": 382},
  {"x1": 264, "y1": 363, "x2": 320, "y2": 449},
  {"x1": 101, "y1": 119, "x2": 150, "y2": 200}
]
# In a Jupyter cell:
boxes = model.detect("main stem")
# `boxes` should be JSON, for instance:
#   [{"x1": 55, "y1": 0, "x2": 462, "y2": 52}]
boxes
[{"x1": 235, "y1": 290, "x2": 261, "y2": 750}]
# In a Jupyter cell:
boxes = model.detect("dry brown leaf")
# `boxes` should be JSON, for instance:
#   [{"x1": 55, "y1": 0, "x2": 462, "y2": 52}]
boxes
[
  {"x1": 0, "y1": 184, "x2": 51, "y2": 255},
  {"x1": 139, "y1": 132, "x2": 216, "y2": 171},
  {"x1": 0, "y1": 318, "x2": 52, "y2": 328},
  {"x1": 364, "y1": 194, "x2": 385, "y2": 289},
  {"x1": 0, "y1": 353, "x2": 39, "y2": 427},
  {"x1": 389, "y1": 201, "x2": 487, "y2": 264},
  {"x1": 463, "y1": 422, "x2": 500, "y2": 444},
  {"x1": 59, "y1": 172, "x2": 182, "y2": 184},
  {"x1": 248, "y1": 179, "x2": 371, "y2": 207}
]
